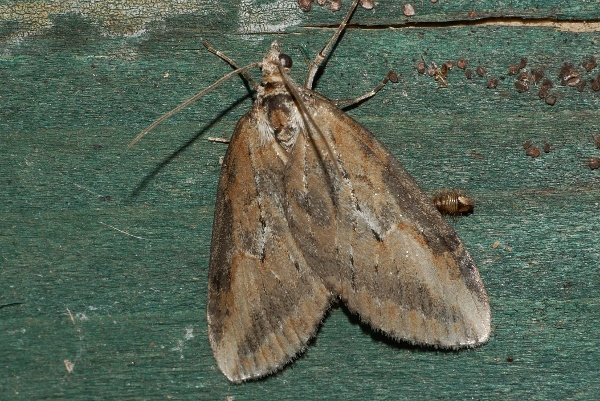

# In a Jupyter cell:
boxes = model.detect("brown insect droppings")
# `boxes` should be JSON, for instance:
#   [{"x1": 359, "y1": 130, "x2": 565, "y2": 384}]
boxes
[
  {"x1": 492, "y1": 241, "x2": 500, "y2": 249},
  {"x1": 576, "y1": 80, "x2": 587, "y2": 92},
  {"x1": 432, "y1": 190, "x2": 475, "y2": 217},
  {"x1": 403, "y1": 3, "x2": 415, "y2": 16},
  {"x1": 417, "y1": 61, "x2": 427, "y2": 74},
  {"x1": 545, "y1": 94, "x2": 557, "y2": 105},
  {"x1": 444, "y1": 61, "x2": 454, "y2": 70},
  {"x1": 457, "y1": 59, "x2": 467, "y2": 70},
  {"x1": 486, "y1": 77, "x2": 499, "y2": 89},
  {"x1": 465, "y1": 69, "x2": 473, "y2": 79},
  {"x1": 522, "y1": 140, "x2": 533, "y2": 150},
  {"x1": 559, "y1": 62, "x2": 580, "y2": 87},
  {"x1": 538, "y1": 78, "x2": 553, "y2": 99},
  {"x1": 427, "y1": 64, "x2": 437, "y2": 77},
  {"x1": 515, "y1": 72, "x2": 531, "y2": 93},
  {"x1": 330, "y1": 0, "x2": 342, "y2": 11},
  {"x1": 508, "y1": 65, "x2": 519, "y2": 75},
  {"x1": 589, "y1": 157, "x2": 600, "y2": 170},
  {"x1": 531, "y1": 68, "x2": 544, "y2": 84},
  {"x1": 592, "y1": 135, "x2": 600, "y2": 149},
  {"x1": 518, "y1": 57, "x2": 528, "y2": 70},
  {"x1": 582, "y1": 56, "x2": 597, "y2": 73},
  {"x1": 526, "y1": 146, "x2": 541, "y2": 158},
  {"x1": 515, "y1": 81, "x2": 528, "y2": 93},
  {"x1": 476, "y1": 66, "x2": 486, "y2": 77},
  {"x1": 517, "y1": 71, "x2": 529, "y2": 81},
  {"x1": 298, "y1": 0, "x2": 313, "y2": 11},
  {"x1": 543, "y1": 143, "x2": 551, "y2": 153},
  {"x1": 360, "y1": 0, "x2": 375, "y2": 10},
  {"x1": 541, "y1": 78, "x2": 553, "y2": 89},
  {"x1": 506, "y1": 356, "x2": 514, "y2": 363},
  {"x1": 591, "y1": 76, "x2": 600, "y2": 91}
]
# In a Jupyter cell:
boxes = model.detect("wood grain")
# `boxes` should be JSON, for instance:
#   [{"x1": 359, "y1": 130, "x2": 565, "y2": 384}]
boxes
[{"x1": 1, "y1": 1, "x2": 599, "y2": 399}]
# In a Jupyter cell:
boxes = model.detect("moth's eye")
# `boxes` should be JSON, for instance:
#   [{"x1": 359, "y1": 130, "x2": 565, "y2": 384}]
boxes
[{"x1": 279, "y1": 53, "x2": 293, "y2": 69}]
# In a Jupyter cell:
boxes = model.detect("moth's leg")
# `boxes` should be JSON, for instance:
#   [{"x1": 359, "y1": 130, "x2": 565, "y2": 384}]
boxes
[
  {"x1": 305, "y1": 0, "x2": 360, "y2": 89},
  {"x1": 332, "y1": 70, "x2": 398, "y2": 107},
  {"x1": 203, "y1": 40, "x2": 259, "y2": 90}
]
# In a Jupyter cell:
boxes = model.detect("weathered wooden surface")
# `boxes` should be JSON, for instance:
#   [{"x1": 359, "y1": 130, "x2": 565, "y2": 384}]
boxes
[{"x1": 1, "y1": 1, "x2": 599, "y2": 399}]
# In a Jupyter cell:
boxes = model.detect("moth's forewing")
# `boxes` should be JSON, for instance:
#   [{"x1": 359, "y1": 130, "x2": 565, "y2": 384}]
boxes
[
  {"x1": 207, "y1": 112, "x2": 332, "y2": 383},
  {"x1": 284, "y1": 90, "x2": 490, "y2": 348}
]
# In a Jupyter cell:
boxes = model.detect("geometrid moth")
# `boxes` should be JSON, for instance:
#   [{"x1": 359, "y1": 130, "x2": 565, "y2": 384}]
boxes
[{"x1": 130, "y1": 0, "x2": 490, "y2": 384}]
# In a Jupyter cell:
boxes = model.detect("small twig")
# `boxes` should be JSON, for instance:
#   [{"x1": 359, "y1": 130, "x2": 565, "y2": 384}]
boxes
[{"x1": 207, "y1": 137, "x2": 231, "y2": 143}]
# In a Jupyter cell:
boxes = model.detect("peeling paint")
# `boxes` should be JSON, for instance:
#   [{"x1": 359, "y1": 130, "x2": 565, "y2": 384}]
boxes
[{"x1": 0, "y1": 0, "x2": 223, "y2": 40}]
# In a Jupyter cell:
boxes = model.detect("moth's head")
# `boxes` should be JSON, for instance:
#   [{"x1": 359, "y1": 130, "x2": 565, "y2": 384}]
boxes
[{"x1": 261, "y1": 41, "x2": 293, "y2": 84}]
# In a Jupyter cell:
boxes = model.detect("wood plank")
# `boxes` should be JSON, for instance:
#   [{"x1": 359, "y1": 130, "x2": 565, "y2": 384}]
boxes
[{"x1": 2, "y1": 1, "x2": 599, "y2": 399}]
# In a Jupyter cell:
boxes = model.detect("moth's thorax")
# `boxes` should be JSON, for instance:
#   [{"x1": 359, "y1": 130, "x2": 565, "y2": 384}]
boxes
[
  {"x1": 256, "y1": 42, "x2": 305, "y2": 153},
  {"x1": 260, "y1": 41, "x2": 285, "y2": 84}
]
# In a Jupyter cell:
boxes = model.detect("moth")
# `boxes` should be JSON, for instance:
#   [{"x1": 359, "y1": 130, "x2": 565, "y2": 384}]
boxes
[{"x1": 130, "y1": 0, "x2": 490, "y2": 383}]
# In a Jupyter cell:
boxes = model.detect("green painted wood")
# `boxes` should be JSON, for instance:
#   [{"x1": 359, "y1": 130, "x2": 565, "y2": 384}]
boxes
[{"x1": 2, "y1": 1, "x2": 599, "y2": 399}]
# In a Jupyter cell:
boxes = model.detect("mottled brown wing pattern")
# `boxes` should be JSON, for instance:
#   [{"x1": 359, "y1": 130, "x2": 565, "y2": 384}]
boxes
[
  {"x1": 284, "y1": 90, "x2": 490, "y2": 348},
  {"x1": 207, "y1": 112, "x2": 332, "y2": 383}
]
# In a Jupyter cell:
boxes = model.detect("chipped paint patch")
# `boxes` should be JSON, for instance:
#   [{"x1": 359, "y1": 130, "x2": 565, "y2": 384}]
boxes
[
  {"x1": 0, "y1": 0, "x2": 222, "y2": 40},
  {"x1": 238, "y1": 0, "x2": 302, "y2": 34}
]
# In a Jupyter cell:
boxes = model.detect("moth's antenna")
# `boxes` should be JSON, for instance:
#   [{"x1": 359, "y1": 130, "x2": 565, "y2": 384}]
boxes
[
  {"x1": 128, "y1": 62, "x2": 261, "y2": 149},
  {"x1": 278, "y1": 63, "x2": 342, "y2": 177},
  {"x1": 202, "y1": 40, "x2": 259, "y2": 91},
  {"x1": 306, "y1": 0, "x2": 360, "y2": 89}
]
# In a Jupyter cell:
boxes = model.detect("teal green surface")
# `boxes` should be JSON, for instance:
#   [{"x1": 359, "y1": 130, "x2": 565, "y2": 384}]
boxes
[{"x1": 1, "y1": 1, "x2": 599, "y2": 399}]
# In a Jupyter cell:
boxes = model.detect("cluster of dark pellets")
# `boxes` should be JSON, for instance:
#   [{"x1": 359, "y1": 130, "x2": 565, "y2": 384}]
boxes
[
  {"x1": 523, "y1": 136, "x2": 600, "y2": 170},
  {"x1": 507, "y1": 57, "x2": 556, "y2": 105},
  {"x1": 522, "y1": 140, "x2": 551, "y2": 158},
  {"x1": 415, "y1": 55, "x2": 599, "y2": 106},
  {"x1": 486, "y1": 77, "x2": 499, "y2": 89},
  {"x1": 416, "y1": 57, "x2": 491, "y2": 87},
  {"x1": 298, "y1": 0, "x2": 374, "y2": 12}
]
